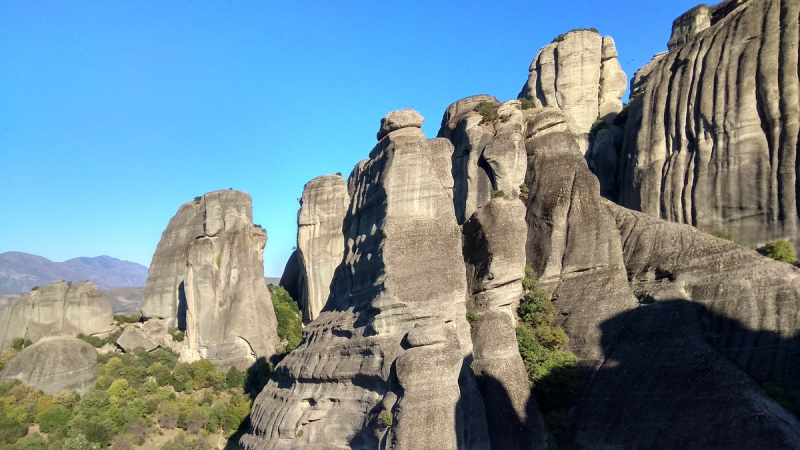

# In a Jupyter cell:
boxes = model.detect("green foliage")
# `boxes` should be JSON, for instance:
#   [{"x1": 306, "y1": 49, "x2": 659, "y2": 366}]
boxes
[
  {"x1": 215, "y1": 252, "x2": 221, "y2": 268},
  {"x1": 762, "y1": 239, "x2": 799, "y2": 265},
  {"x1": 378, "y1": 410, "x2": 393, "y2": 429},
  {"x1": 113, "y1": 313, "x2": 141, "y2": 324},
  {"x1": 466, "y1": 311, "x2": 480, "y2": 325},
  {"x1": 193, "y1": 196, "x2": 202, "y2": 202},
  {"x1": 493, "y1": 190, "x2": 506, "y2": 198},
  {"x1": 270, "y1": 285, "x2": 303, "y2": 355},
  {"x1": 474, "y1": 101, "x2": 499, "y2": 124},
  {"x1": 519, "y1": 183, "x2": 530, "y2": 201},
  {"x1": 519, "y1": 98, "x2": 537, "y2": 110},
  {"x1": 77, "y1": 328, "x2": 123, "y2": 348},
  {"x1": 590, "y1": 119, "x2": 608, "y2": 133},
  {"x1": 37, "y1": 404, "x2": 71, "y2": 433},
  {"x1": 516, "y1": 265, "x2": 580, "y2": 447},
  {"x1": 552, "y1": 27, "x2": 599, "y2": 43},
  {"x1": 253, "y1": 223, "x2": 263, "y2": 229},
  {"x1": 12, "y1": 434, "x2": 47, "y2": 450},
  {"x1": 710, "y1": 226, "x2": 738, "y2": 242},
  {"x1": 62, "y1": 434, "x2": 98, "y2": 450},
  {"x1": 226, "y1": 366, "x2": 246, "y2": 389},
  {"x1": 10, "y1": 338, "x2": 32, "y2": 352},
  {"x1": 167, "y1": 327, "x2": 185, "y2": 342}
]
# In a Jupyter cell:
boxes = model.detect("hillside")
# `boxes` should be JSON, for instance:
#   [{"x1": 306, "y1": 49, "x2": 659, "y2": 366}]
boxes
[{"x1": 0, "y1": 252, "x2": 148, "y2": 294}]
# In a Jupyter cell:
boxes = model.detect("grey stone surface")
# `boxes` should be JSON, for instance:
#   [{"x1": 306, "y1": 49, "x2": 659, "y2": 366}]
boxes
[
  {"x1": 0, "y1": 280, "x2": 115, "y2": 352},
  {"x1": 296, "y1": 174, "x2": 349, "y2": 321},
  {"x1": 439, "y1": 96, "x2": 526, "y2": 224},
  {"x1": 179, "y1": 190, "x2": 280, "y2": 370},
  {"x1": 377, "y1": 109, "x2": 424, "y2": 141},
  {"x1": 0, "y1": 337, "x2": 98, "y2": 394},
  {"x1": 519, "y1": 30, "x2": 626, "y2": 141},
  {"x1": 242, "y1": 112, "x2": 490, "y2": 450},
  {"x1": 617, "y1": 0, "x2": 800, "y2": 248},
  {"x1": 116, "y1": 326, "x2": 159, "y2": 353},
  {"x1": 462, "y1": 197, "x2": 546, "y2": 449}
]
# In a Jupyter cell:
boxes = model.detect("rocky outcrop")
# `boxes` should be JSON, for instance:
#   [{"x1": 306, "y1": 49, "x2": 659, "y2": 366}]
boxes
[
  {"x1": 141, "y1": 191, "x2": 279, "y2": 369},
  {"x1": 439, "y1": 96, "x2": 527, "y2": 224},
  {"x1": 0, "y1": 281, "x2": 115, "y2": 352},
  {"x1": 116, "y1": 326, "x2": 159, "y2": 353},
  {"x1": 518, "y1": 30, "x2": 627, "y2": 138},
  {"x1": 141, "y1": 200, "x2": 204, "y2": 325},
  {"x1": 617, "y1": 0, "x2": 800, "y2": 247},
  {"x1": 0, "y1": 337, "x2": 98, "y2": 394},
  {"x1": 523, "y1": 110, "x2": 637, "y2": 363},
  {"x1": 242, "y1": 112, "x2": 490, "y2": 450},
  {"x1": 295, "y1": 175, "x2": 349, "y2": 321},
  {"x1": 462, "y1": 197, "x2": 545, "y2": 449}
]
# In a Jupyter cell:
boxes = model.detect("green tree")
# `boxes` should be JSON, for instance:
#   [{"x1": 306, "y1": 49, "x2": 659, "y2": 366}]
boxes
[
  {"x1": 270, "y1": 285, "x2": 303, "y2": 354},
  {"x1": 37, "y1": 404, "x2": 71, "y2": 433},
  {"x1": 762, "y1": 239, "x2": 799, "y2": 264}
]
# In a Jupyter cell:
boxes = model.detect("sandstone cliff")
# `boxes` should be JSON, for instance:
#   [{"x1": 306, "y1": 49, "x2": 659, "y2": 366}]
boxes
[
  {"x1": 295, "y1": 174, "x2": 349, "y2": 322},
  {"x1": 0, "y1": 280, "x2": 115, "y2": 352},
  {"x1": 616, "y1": 0, "x2": 800, "y2": 247},
  {"x1": 243, "y1": 111, "x2": 490, "y2": 449},
  {"x1": 518, "y1": 30, "x2": 627, "y2": 148},
  {"x1": 141, "y1": 190, "x2": 280, "y2": 369}
]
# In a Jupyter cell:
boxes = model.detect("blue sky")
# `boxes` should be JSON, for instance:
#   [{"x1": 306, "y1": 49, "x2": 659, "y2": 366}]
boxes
[{"x1": 1, "y1": 0, "x2": 702, "y2": 277}]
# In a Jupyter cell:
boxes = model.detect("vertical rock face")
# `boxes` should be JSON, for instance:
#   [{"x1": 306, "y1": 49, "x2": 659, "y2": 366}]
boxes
[
  {"x1": 518, "y1": 30, "x2": 627, "y2": 139},
  {"x1": 462, "y1": 198, "x2": 545, "y2": 449},
  {"x1": 0, "y1": 337, "x2": 98, "y2": 395},
  {"x1": 0, "y1": 280, "x2": 115, "y2": 352},
  {"x1": 439, "y1": 96, "x2": 527, "y2": 224},
  {"x1": 296, "y1": 174, "x2": 349, "y2": 322},
  {"x1": 523, "y1": 110, "x2": 637, "y2": 364},
  {"x1": 617, "y1": 0, "x2": 800, "y2": 247},
  {"x1": 242, "y1": 112, "x2": 489, "y2": 450},
  {"x1": 141, "y1": 201, "x2": 204, "y2": 325},
  {"x1": 141, "y1": 190, "x2": 279, "y2": 370}
]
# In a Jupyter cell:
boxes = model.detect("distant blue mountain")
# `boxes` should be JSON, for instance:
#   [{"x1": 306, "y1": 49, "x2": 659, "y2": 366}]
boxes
[{"x1": 0, "y1": 252, "x2": 148, "y2": 294}]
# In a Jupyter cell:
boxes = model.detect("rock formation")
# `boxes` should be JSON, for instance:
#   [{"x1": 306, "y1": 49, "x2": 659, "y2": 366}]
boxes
[
  {"x1": 462, "y1": 198, "x2": 545, "y2": 449},
  {"x1": 518, "y1": 30, "x2": 627, "y2": 141},
  {"x1": 0, "y1": 337, "x2": 98, "y2": 394},
  {"x1": 116, "y1": 326, "x2": 159, "y2": 353},
  {"x1": 615, "y1": 0, "x2": 800, "y2": 247},
  {"x1": 295, "y1": 174, "x2": 349, "y2": 321},
  {"x1": 438, "y1": 96, "x2": 528, "y2": 224},
  {"x1": 0, "y1": 280, "x2": 115, "y2": 352},
  {"x1": 141, "y1": 190, "x2": 280, "y2": 370},
  {"x1": 243, "y1": 111, "x2": 490, "y2": 449}
]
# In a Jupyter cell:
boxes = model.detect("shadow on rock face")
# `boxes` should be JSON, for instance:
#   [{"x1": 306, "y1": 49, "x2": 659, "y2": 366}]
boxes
[{"x1": 571, "y1": 299, "x2": 800, "y2": 449}]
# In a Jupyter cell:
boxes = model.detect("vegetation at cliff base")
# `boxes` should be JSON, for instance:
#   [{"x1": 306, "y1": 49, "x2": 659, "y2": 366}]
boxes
[
  {"x1": 0, "y1": 348, "x2": 260, "y2": 450},
  {"x1": 516, "y1": 265, "x2": 580, "y2": 448},
  {"x1": 270, "y1": 285, "x2": 303, "y2": 355}
]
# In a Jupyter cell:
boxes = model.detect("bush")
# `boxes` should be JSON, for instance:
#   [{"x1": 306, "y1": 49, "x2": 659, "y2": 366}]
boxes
[
  {"x1": 474, "y1": 102, "x2": 499, "y2": 124},
  {"x1": 590, "y1": 119, "x2": 608, "y2": 133},
  {"x1": 113, "y1": 313, "x2": 141, "y2": 324},
  {"x1": 519, "y1": 98, "x2": 537, "y2": 110},
  {"x1": 762, "y1": 239, "x2": 798, "y2": 265},
  {"x1": 552, "y1": 27, "x2": 599, "y2": 43},
  {"x1": 193, "y1": 196, "x2": 202, "y2": 202},
  {"x1": 466, "y1": 311, "x2": 480, "y2": 325},
  {"x1": 37, "y1": 404, "x2": 71, "y2": 433},
  {"x1": 168, "y1": 327, "x2": 185, "y2": 342},
  {"x1": 270, "y1": 285, "x2": 303, "y2": 355},
  {"x1": 378, "y1": 410, "x2": 393, "y2": 429},
  {"x1": 493, "y1": 190, "x2": 506, "y2": 198},
  {"x1": 13, "y1": 434, "x2": 47, "y2": 450},
  {"x1": 10, "y1": 338, "x2": 32, "y2": 352},
  {"x1": 519, "y1": 183, "x2": 530, "y2": 201}
]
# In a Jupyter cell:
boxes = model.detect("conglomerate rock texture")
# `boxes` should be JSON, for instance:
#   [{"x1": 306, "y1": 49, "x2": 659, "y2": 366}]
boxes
[
  {"x1": 141, "y1": 190, "x2": 279, "y2": 370},
  {"x1": 0, "y1": 337, "x2": 98, "y2": 395},
  {"x1": 0, "y1": 280, "x2": 115, "y2": 352},
  {"x1": 295, "y1": 175, "x2": 350, "y2": 322},
  {"x1": 616, "y1": 0, "x2": 800, "y2": 247},
  {"x1": 243, "y1": 113, "x2": 490, "y2": 450}
]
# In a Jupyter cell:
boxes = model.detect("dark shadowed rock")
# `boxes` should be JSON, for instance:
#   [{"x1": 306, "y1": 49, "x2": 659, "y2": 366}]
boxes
[
  {"x1": 462, "y1": 197, "x2": 546, "y2": 449},
  {"x1": 0, "y1": 337, "x2": 98, "y2": 394},
  {"x1": 0, "y1": 280, "x2": 115, "y2": 352},
  {"x1": 242, "y1": 112, "x2": 490, "y2": 450}
]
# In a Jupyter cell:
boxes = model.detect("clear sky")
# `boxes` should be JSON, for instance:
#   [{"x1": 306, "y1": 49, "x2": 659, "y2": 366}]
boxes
[{"x1": 1, "y1": 0, "x2": 703, "y2": 277}]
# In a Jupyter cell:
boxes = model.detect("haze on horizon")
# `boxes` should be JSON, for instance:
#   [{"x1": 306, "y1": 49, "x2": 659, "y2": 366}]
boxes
[{"x1": 0, "y1": 0, "x2": 702, "y2": 277}]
